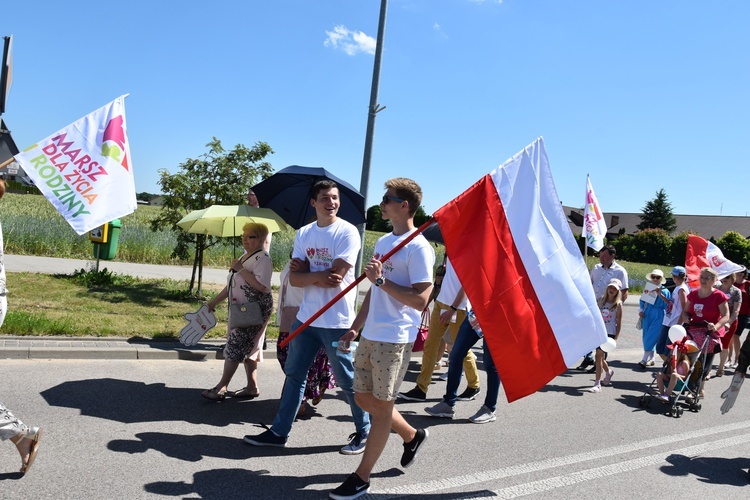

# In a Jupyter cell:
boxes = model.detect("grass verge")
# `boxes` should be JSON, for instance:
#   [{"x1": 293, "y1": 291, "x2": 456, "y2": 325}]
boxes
[{"x1": 0, "y1": 270, "x2": 279, "y2": 340}]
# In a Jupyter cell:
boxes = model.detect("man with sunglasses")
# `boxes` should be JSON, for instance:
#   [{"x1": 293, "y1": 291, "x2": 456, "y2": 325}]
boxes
[
  {"x1": 330, "y1": 178, "x2": 434, "y2": 499},
  {"x1": 577, "y1": 245, "x2": 629, "y2": 371}
]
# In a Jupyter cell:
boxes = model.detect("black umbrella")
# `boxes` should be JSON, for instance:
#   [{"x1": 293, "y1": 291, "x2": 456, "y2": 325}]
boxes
[
  {"x1": 251, "y1": 165, "x2": 366, "y2": 229},
  {"x1": 422, "y1": 220, "x2": 444, "y2": 245}
]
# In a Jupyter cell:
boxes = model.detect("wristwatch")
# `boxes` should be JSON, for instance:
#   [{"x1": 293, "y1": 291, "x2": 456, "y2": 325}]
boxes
[{"x1": 375, "y1": 277, "x2": 385, "y2": 287}]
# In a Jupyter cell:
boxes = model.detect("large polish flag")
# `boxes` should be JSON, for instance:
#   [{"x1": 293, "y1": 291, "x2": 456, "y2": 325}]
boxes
[
  {"x1": 685, "y1": 235, "x2": 744, "y2": 289},
  {"x1": 433, "y1": 138, "x2": 607, "y2": 402}
]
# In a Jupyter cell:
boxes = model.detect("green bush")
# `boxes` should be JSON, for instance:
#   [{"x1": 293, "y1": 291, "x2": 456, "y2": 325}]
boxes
[
  {"x1": 716, "y1": 231, "x2": 750, "y2": 267},
  {"x1": 614, "y1": 228, "x2": 671, "y2": 265}
]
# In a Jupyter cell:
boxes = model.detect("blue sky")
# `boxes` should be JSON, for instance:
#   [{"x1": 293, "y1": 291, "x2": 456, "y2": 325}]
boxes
[{"x1": 2, "y1": 0, "x2": 748, "y2": 217}]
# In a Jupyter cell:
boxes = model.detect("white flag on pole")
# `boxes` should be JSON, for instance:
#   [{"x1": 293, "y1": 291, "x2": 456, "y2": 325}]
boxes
[
  {"x1": 583, "y1": 175, "x2": 607, "y2": 251},
  {"x1": 14, "y1": 95, "x2": 136, "y2": 235}
]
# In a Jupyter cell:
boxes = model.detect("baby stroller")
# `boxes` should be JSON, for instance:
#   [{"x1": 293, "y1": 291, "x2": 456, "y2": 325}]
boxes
[{"x1": 639, "y1": 333, "x2": 709, "y2": 417}]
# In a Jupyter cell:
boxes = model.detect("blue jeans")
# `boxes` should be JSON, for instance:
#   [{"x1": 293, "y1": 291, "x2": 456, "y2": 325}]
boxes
[
  {"x1": 444, "y1": 318, "x2": 501, "y2": 411},
  {"x1": 270, "y1": 321, "x2": 370, "y2": 437}
]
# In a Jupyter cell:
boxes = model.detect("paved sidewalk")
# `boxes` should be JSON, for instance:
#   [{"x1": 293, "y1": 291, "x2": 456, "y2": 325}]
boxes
[{"x1": 0, "y1": 335, "x2": 276, "y2": 361}]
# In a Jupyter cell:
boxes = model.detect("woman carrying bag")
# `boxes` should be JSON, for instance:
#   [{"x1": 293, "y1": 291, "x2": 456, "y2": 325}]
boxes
[{"x1": 203, "y1": 222, "x2": 274, "y2": 401}]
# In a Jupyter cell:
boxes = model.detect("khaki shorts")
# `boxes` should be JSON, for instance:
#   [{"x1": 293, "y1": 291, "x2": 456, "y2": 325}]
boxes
[{"x1": 354, "y1": 338, "x2": 412, "y2": 401}]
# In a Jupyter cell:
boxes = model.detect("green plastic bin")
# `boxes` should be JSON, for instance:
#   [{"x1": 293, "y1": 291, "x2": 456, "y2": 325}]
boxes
[{"x1": 93, "y1": 219, "x2": 122, "y2": 261}]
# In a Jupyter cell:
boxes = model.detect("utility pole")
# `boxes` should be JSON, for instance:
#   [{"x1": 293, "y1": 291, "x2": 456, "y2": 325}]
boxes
[{"x1": 356, "y1": 0, "x2": 388, "y2": 276}]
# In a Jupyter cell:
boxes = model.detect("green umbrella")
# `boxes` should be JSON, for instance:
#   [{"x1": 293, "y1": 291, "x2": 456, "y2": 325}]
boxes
[{"x1": 176, "y1": 205, "x2": 291, "y2": 237}]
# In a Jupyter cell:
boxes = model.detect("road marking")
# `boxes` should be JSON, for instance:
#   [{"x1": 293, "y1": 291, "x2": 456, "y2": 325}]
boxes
[{"x1": 372, "y1": 419, "x2": 750, "y2": 498}]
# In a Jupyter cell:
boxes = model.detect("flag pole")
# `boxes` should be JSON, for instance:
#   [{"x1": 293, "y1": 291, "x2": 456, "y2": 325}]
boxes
[
  {"x1": 278, "y1": 217, "x2": 433, "y2": 349},
  {"x1": 0, "y1": 157, "x2": 13, "y2": 169}
]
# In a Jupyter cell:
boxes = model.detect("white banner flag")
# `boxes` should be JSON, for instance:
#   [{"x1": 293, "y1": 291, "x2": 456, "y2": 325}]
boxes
[
  {"x1": 14, "y1": 95, "x2": 136, "y2": 235},
  {"x1": 583, "y1": 175, "x2": 607, "y2": 251}
]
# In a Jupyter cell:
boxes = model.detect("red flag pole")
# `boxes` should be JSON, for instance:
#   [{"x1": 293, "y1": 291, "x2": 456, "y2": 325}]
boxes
[{"x1": 278, "y1": 218, "x2": 434, "y2": 348}]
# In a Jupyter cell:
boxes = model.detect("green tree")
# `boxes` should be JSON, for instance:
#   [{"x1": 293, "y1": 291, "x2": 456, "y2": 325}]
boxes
[
  {"x1": 413, "y1": 206, "x2": 430, "y2": 227},
  {"x1": 151, "y1": 138, "x2": 274, "y2": 294},
  {"x1": 366, "y1": 204, "x2": 392, "y2": 232},
  {"x1": 637, "y1": 188, "x2": 677, "y2": 233}
]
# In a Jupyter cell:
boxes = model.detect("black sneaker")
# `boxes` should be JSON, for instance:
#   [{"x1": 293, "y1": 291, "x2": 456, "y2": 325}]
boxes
[
  {"x1": 329, "y1": 473, "x2": 370, "y2": 499},
  {"x1": 456, "y1": 387, "x2": 480, "y2": 401},
  {"x1": 243, "y1": 429, "x2": 287, "y2": 447},
  {"x1": 397, "y1": 386, "x2": 426, "y2": 402},
  {"x1": 400, "y1": 428, "x2": 429, "y2": 468}
]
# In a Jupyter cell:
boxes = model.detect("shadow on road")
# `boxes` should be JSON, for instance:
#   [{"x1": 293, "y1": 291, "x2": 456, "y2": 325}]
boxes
[
  {"x1": 40, "y1": 378, "x2": 280, "y2": 426},
  {"x1": 660, "y1": 454, "x2": 750, "y2": 486},
  {"x1": 143, "y1": 467, "x2": 493, "y2": 499}
]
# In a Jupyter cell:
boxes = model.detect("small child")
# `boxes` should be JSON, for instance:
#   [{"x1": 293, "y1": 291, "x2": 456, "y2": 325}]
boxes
[
  {"x1": 589, "y1": 278, "x2": 622, "y2": 393},
  {"x1": 656, "y1": 349, "x2": 691, "y2": 402}
]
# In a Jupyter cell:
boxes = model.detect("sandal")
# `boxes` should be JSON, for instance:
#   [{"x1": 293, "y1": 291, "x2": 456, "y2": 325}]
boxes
[
  {"x1": 201, "y1": 388, "x2": 227, "y2": 401},
  {"x1": 13, "y1": 427, "x2": 43, "y2": 474},
  {"x1": 229, "y1": 387, "x2": 260, "y2": 399},
  {"x1": 715, "y1": 370, "x2": 724, "y2": 378}
]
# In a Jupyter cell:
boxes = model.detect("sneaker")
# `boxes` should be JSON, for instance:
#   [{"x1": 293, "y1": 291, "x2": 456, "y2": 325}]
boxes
[
  {"x1": 400, "y1": 428, "x2": 429, "y2": 468},
  {"x1": 244, "y1": 429, "x2": 287, "y2": 448},
  {"x1": 587, "y1": 385, "x2": 601, "y2": 393},
  {"x1": 424, "y1": 401, "x2": 455, "y2": 419},
  {"x1": 329, "y1": 473, "x2": 370, "y2": 500},
  {"x1": 602, "y1": 369, "x2": 614, "y2": 386},
  {"x1": 438, "y1": 372, "x2": 449, "y2": 381},
  {"x1": 655, "y1": 393, "x2": 669, "y2": 403},
  {"x1": 469, "y1": 405, "x2": 497, "y2": 424},
  {"x1": 456, "y1": 387, "x2": 480, "y2": 401},
  {"x1": 647, "y1": 360, "x2": 655, "y2": 366},
  {"x1": 397, "y1": 386, "x2": 426, "y2": 402},
  {"x1": 340, "y1": 432, "x2": 367, "y2": 455}
]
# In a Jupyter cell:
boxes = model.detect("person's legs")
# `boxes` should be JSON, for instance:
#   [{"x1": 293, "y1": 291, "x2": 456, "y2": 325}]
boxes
[
  {"x1": 212, "y1": 359, "x2": 241, "y2": 394},
  {"x1": 415, "y1": 303, "x2": 450, "y2": 393},
  {"x1": 655, "y1": 325, "x2": 671, "y2": 361},
  {"x1": 482, "y1": 341, "x2": 500, "y2": 411},
  {"x1": 1, "y1": 402, "x2": 41, "y2": 473},
  {"x1": 449, "y1": 312, "x2": 479, "y2": 390},
  {"x1": 243, "y1": 358, "x2": 259, "y2": 393},
  {"x1": 444, "y1": 319, "x2": 480, "y2": 405},
  {"x1": 269, "y1": 321, "x2": 321, "y2": 437},
  {"x1": 321, "y1": 328, "x2": 370, "y2": 435}
]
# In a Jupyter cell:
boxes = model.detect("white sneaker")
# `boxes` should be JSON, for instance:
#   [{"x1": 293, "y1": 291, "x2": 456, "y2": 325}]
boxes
[
  {"x1": 469, "y1": 405, "x2": 497, "y2": 424},
  {"x1": 424, "y1": 401, "x2": 455, "y2": 419},
  {"x1": 587, "y1": 385, "x2": 601, "y2": 393}
]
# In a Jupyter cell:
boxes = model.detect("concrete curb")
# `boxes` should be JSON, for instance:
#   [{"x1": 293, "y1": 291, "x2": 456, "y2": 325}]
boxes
[{"x1": 0, "y1": 336, "x2": 276, "y2": 361}]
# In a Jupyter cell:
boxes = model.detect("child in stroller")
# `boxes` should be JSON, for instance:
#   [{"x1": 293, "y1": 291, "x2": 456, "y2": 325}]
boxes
[{"x1": 655, "y1": 339, "x2": 697, "y2": 402}]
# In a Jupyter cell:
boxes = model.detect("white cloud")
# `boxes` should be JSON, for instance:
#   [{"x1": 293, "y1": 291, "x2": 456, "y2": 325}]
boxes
[{"x1": 324, "y1": 25, "x2": 376, "y2": 56}]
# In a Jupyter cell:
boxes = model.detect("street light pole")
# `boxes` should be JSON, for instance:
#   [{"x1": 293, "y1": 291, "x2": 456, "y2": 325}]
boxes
[{"x1": 356, "y1": 0, "x2": 388, "y2": 276}]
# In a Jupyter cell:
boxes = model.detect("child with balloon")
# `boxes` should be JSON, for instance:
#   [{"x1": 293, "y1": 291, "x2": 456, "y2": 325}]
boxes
[{"x1": 588, "y1": 278, "x2": 622, "y2": 393}]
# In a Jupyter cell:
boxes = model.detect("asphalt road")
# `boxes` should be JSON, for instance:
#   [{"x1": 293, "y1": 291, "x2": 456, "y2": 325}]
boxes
[
  {"x1": 1, "y1": 255, "x2": 749, "y2": 498},
  {"x1": 1, "y1": 352, "x2": 749, "y2": 499}
]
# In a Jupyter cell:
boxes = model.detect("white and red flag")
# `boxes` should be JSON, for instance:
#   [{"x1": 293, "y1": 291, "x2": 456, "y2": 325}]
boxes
[
  {"x1": 13, "y1": 95, "x2": 136, "y2": 235},
  {"x1": 433, "y1": 138, "x2": 607, "y2": 402},
  {"x1": 685, "y1": 235, "x2": 744, "y2": 288},
  {"x1": 583, "y1": 175, "x2": 607, "y2": 251}
]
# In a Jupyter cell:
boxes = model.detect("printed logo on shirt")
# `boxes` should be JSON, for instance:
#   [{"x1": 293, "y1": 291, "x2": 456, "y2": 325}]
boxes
[
  {"x1": 308, "y1": 247, "x2": 333, "y2": 268},
  {"x1": 373, "y1": 252, "x2": 394, "y2": 276},
  {"x1": 694, "y1": 303, "x2": 704, "y2": 317}
]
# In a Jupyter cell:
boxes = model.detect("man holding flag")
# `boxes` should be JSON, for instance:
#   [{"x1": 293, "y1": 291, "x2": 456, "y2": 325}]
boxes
[{"x1": 330, "y1": 178, "x2": 434, "y2": 500}]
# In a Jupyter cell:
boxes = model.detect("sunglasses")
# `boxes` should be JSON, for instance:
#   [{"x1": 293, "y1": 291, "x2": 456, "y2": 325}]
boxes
[
  {"x1": 382, "y1": 194, "x2": 406, "y2": 204},
  {"x1": 650, "y1": 275, "x2": 661, "y2": 280}
]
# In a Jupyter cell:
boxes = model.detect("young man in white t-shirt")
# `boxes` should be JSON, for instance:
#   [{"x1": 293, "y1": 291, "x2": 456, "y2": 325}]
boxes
[
  {"x1": 245, "y1": 180, "x2": 370, "y2": 454},
  {"x1": 330, "y1": 178, "x2": 435, "y2": 500}
]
